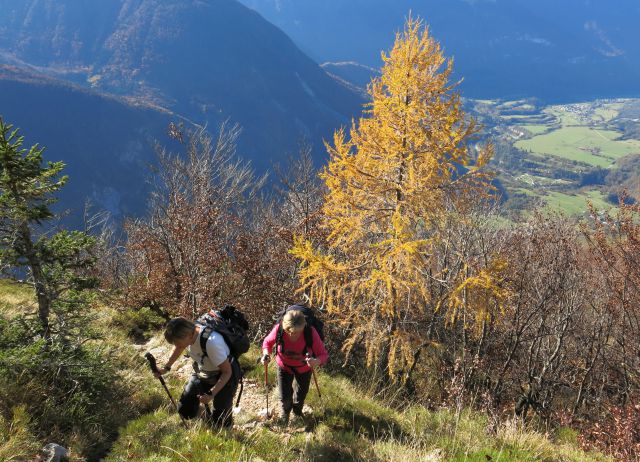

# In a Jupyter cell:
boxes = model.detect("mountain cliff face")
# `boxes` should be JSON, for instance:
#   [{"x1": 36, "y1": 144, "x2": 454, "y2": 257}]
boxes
[
  {"x1": 0, "y1": 0, "x2": 363, "y2": 172},
  {"x1": 239, "y1": 0, "x2": 640, "y2": 101}
]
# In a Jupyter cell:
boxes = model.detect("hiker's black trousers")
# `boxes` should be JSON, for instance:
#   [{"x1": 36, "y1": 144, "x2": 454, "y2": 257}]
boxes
[
  {"x1": 277, "y1": 366, "x2": 312, "y2": 416},
  {"x1": 178, "y1": 361, "x2": 239, "y2": 428}
]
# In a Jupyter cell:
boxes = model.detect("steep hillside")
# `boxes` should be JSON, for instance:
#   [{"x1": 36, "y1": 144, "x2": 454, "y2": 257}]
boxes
[
  {"x1": 105, "y1": 346, "x2": 612, "y2": 462},
  {"x1": 0, "y1": 65, "x2": 178, "y2": 221},
  {"x1": 240, "y1": 0, "x2": 640, "y2": 102},
  {"x1": 0, "y1": 0, "x2": 364, "y2": 171},
  {"x1": 0, "y1": 279, "x2": 612, "y2": 461}
]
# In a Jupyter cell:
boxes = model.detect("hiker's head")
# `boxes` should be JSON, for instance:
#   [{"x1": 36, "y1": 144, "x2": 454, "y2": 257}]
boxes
[
  {"x1": 164, "y1": 317, "x2": 196, "y2": 347},
  {"x1": 283, "y1": 310, "x2": 306, "y2": 336}
]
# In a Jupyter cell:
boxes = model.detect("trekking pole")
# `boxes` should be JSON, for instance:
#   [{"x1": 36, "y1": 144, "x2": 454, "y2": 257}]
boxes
[
  {"x1": 311, "y1": 361, "x2": 329, "y2": 420},
  {"x1": 311, "y1": 367, "x2": 322, "y2": 401},
  {"x1": 264, "y1": 361, "x2": 270, "y2": 418},
  {"x1": 306, "y1": 354, "x2": 326, "y2": 419},
  {"x1": 145, "y1": 353, "x2": 188, "y2": 429},
  {"x1": 306, "y1": 353, "x2": 322, "y2": 399},
  {"x1": 311, "y1": 367, "x2": 322, "y2": 399}
]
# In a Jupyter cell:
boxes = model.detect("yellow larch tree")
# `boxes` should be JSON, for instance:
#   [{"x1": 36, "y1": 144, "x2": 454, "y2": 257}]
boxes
[{"x1": 291, "y1": 17, "x2": 507, "y2": 381}]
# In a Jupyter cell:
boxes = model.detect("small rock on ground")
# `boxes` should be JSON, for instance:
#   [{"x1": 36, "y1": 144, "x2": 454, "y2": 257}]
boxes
[{"x1": 40, "y1": 443, "x2": 69, "y2": 462}]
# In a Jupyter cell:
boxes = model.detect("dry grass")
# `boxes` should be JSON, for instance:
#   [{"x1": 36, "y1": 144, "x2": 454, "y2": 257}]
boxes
[
  {"x1": 0, "y1": 280, "x2": 35, "y2": 316},
  {"x1": 0, "y1": 286, "x2": 613, "y2": 461},
  {"x1": 104, "y1": 354, "x2": 612, "y2": 462}
]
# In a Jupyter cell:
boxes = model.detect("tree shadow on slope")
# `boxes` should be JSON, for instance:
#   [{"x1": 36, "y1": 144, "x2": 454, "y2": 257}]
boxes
[{"x1": 309, "y1": 405, "x2": 409, "y2": 443}]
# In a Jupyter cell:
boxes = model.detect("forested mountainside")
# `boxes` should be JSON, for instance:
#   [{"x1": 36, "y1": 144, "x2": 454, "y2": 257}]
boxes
[
  {"x1": 0, "y1": 65, "x2": 177, "y2": 220},
  {"x1": 0, "y1": 0, "x2": 363, "y2": 172}
]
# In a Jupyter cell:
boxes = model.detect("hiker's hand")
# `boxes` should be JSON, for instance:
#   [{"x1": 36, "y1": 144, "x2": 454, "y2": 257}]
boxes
[
  {"x1": 305, "y1": 357, "x2": 320, "y2": 368},
  {"x1": 153, "y1": 366, "x2": 169, "y2": 378},
  {"x1": 261, "y1": 353, "x2": 270, "y2": 365},
  {"x1": 198, "y1": 393, "x2": 213, "y2": 405}
]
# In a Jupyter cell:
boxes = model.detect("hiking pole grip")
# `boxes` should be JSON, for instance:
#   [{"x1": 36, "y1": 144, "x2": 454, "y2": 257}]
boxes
[
  {"x1": 145, "y1": 352, "x2": 173, "y2": 400},
  {"x1": 145, "y1": 352, "x2": 170, "y2": 390},
  {"x1": 145, "y1": 352, "x2": 159, "y2": 373}
]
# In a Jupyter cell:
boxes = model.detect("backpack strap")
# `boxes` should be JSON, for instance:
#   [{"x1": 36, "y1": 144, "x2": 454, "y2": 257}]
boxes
[
  {"x1": 303, "y1": 325, "x2": 313, "y2": 356},
  {"x1": 199, "y1": 326, "x2": 212, "y2": 359},
  {"x1": 198, "y1": 310, "x2": 231, "y2": 360},
  {"x1": 276, "y1": 323, "x2": 285, "y2": 356}
]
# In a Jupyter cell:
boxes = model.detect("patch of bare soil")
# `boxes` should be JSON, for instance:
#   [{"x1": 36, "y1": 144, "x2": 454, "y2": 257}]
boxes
[{"x1": 134, "y1": 337, "x2": 313, "y2": 433}]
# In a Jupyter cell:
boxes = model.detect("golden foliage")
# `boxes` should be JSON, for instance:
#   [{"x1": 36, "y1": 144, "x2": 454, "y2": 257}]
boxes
[
  {"x1": 447, "y1": 258, "x2": 510, "y2": 327},
  {"x1": 291, "y1": 16, "x2": 507, "y2": 379}
]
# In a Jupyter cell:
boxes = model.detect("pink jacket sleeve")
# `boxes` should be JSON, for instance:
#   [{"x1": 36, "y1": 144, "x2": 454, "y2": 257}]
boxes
[
  {"x1": 262, "y1": 323, "x2": 279, "y2": 354},
  {"x1": 310, "y1": 327, "x2": 329, "y2": 365}
]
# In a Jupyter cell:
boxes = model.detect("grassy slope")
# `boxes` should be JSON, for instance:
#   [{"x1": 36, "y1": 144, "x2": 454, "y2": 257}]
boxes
[
  {"x1": 0, "y1": 279, "x2": 35, "y2": 317},
  {"x1": 0, "y1": 280, "x2": 53, "y2": 460},
  {"x1": 543, "y1": 190, "x2": 610, "y2": 215},
  {"x1": 106, "y1": 348, "x2": 610, "y2": 462},
  {"x1": 0, "y1": 280, "x2": 611, "y2": 461},
  {"x1": 0, "y1": 280, "x2": 167, "y2": 461},
  {"x1": 521, "y1": 125, "x2": 549, "y2": 135}
]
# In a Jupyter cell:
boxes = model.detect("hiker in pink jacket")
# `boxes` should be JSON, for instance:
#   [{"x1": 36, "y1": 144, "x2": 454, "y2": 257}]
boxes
[{"x1": 261, "y1": 307, "x2": 328, "y2": 424}]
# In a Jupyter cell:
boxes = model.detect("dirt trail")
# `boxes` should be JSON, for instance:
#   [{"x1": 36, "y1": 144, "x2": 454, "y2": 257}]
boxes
[{"x1": 134, "y1": 336, "x2": 312, "y2": 431}]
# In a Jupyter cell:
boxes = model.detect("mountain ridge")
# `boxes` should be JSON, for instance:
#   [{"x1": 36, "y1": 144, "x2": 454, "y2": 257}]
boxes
[
  {"x1": 0, "y1": 0, "x2": 365, "y2": 221},
  {"x1": 0, "y1": 0, "x2": 364, "y2": 171},
  {"x1": 239, "y1": 0, "x2": 640, "y2": 102}
]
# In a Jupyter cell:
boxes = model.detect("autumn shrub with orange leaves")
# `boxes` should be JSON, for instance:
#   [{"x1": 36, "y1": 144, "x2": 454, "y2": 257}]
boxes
[
  {"x1": 576, "y1": 199, "x2": 640, "y2": 461},
  {"x1": 579, "y1": 401, "x2": 640, "y2": 462},
  {"x1": 119, "y1": 126, "x2": 326, "y2": 338}
]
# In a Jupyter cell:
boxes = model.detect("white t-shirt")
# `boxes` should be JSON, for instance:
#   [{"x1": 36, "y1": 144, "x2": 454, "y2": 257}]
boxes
[{"x1": 188, "y1": 326, "x2": 230, "y2": 373}]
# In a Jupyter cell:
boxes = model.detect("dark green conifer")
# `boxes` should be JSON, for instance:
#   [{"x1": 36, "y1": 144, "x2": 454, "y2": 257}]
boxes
[{"x1": 0, "y1": 117, "x2": 96, "y2": 338}]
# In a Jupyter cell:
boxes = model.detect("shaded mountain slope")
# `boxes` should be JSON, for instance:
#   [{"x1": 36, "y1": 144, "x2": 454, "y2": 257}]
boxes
[
  {"x1": 0, "y1": 65, "x2": 178, "y2": 222},
  {"x1": 0, "y1": 0, "x2": 364, "y2": 171}
]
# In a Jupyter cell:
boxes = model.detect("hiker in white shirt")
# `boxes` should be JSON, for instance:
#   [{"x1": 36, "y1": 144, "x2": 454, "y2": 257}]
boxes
[{"x1": 156, "y1": 317, "x2": 239, "y2": 428}]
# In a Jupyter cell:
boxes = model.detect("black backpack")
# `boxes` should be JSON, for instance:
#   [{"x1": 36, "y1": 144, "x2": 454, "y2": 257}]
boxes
[
  {"x1": 196, "y1": 305, "x2": 250, "y2": 407},
  {"x1": 196, "y1": 305, "x2": 250, "y2": 359},
  {"x1": 275, "y1": 304, "x2": 324, "y2": 357}
]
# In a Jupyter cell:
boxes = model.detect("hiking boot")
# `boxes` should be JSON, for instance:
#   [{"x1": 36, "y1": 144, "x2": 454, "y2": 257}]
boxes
[
  {"x1": 274, "y1": 412, "x2": 290, "y2": 427},
  {"x1": 290, "y1": 411, "x2": 307, "y2": 428},
  {"x1": 292, "y1": 407, "x2": 304, "y2": 417}
]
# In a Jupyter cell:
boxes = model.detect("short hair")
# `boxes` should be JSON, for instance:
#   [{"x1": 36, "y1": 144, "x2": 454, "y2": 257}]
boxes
[
  {"x1": 164, "y1": 317, "x2": 195, "y2": 344},
  {"x1": 282, "y1": 310, "x2": 306, "y2": 332}
]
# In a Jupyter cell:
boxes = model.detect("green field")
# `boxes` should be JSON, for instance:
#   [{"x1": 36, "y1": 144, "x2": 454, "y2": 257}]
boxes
[
  {"x1": 476, "y1": 98, "x2": 640, "y2": 217},
  {"x1": 543, "y1": 190, "x2": 612, "y2": 215},
  {"x1": 593, "y1": 104, "x2": 624, "y2": 122},
  {"x1": 546, "y1": 107, "x2": 584, "y2": 126},
  {"x1": 515, "y1": 126, "x2": 640, "y2": 167},
  {"x1": 521, "y1": 124, "x2": 550, "y2": 135}
]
